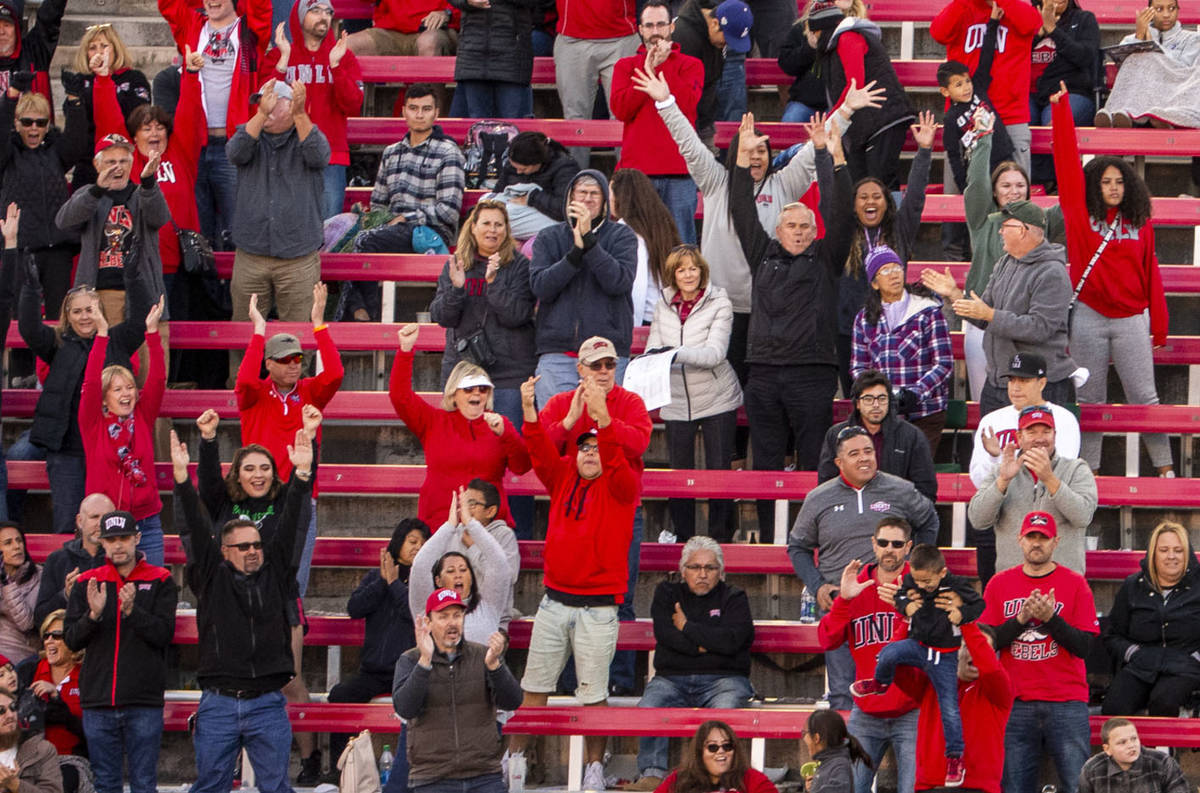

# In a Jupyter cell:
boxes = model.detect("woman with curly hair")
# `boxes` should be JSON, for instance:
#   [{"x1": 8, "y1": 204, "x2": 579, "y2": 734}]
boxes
[
  {"x1": 1051, "y1": 81, "x2": 1173, "y2": 476},
  {"x1": 609, "y1": 169, "x2": 682, "y2": 327},
  {"x1": 653, "y1": 720, "x2": 777, "y2": 793}
]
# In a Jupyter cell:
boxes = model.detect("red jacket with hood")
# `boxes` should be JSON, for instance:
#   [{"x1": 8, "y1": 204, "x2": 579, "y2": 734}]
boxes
[
  {"x1": 261, "y1": 0, "x2": 363, "y2": 167},
  {"x1": 0, "y1": 0, "x2": 65, "y2": 104},
  {"x1": 610, "y1": 43, "x2": 703, "y2": 176}
]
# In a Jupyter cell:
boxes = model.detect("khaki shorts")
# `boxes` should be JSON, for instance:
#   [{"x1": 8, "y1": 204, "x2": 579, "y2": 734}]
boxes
[
  {"x1": 360, "y1": 26, "x2": 456, "y2": 55},
  {"x1": 520, "y1": 595, "x2": 619, "y2": 704}
]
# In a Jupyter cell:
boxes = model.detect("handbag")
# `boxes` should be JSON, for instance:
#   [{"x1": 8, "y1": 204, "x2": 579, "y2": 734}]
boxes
[
  {"x1": 1067, "y1": 214, "x2": 1120, "y2": 323},
  {"x1": 171, "y1": 221, "x2": 216, "y2": 276},
  {"x1": 338, "y1": 729, "x2": 382, "y2": 793}
]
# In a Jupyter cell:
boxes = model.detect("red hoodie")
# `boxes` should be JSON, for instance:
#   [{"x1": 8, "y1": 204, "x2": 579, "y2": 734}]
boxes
[
  {"x1": 235, "y1": 327, "x2": 344, "y2": 496},
  {"x1": 539, "y1": 384, "x2": 651, "y2": 474},
  {"x1": 611, "y1": 44, "x2": 703, "y2": 177},
  {"x1": 556, "y1": 0, "x2": 636, "y2": 40},
  {"x1": 79, "y1": 333, "x2": 165, "y2": 520},
  {"x1": 895, "y1": 623, "x2": 1014, "y2": 793},
  {"x1": 389, "y1": 349, "x2": 532, "y2": 528},
  {"x1": 261, "y1": 0, "x2": 364, "y2": 167},
  {"x1": 930, "y1": 0, "x2": 1042, "y2": 125},
  {"x1": 525, "y1": 419, "x2": 637, "y2": 599},
  {"x1": 93, "y1": 71, "x2": 205, "y2": 274},
  {"x1": 1051, "y1": 100, "x2": 1169, "y2": 344},
  {"x1": 818, "y1": 562, "x2": 921, "y2": 718}
]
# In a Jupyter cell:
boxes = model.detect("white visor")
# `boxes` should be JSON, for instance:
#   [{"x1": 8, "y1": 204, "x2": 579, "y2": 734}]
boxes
[{"x1": 457, "y1": 374, "x2": 494, "y2": 390}]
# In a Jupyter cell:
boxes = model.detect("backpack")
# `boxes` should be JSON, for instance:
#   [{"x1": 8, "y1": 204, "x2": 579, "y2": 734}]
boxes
[{"x1": 463, "y1": 120, "x2": 520, "y2": 190}]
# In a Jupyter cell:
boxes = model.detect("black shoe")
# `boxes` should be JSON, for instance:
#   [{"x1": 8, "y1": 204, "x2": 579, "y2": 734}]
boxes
[{"x1": 296, "y1": 751, "x2": 322, "y2": 786}]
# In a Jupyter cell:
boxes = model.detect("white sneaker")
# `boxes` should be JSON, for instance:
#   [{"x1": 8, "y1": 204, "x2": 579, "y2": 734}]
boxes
[{"x1": 583, "y1": 760, "x2": 606, "y2": 791}]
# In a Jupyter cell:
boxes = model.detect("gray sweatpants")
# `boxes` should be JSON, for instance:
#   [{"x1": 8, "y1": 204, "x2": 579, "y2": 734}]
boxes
[
  {"x1": 1070, "y1": 301, "x2": 1173, "y2": 469},
  {"x1": 1006, "y1": 122, "x2": 1031, "y2": 177},
  {"x1": 553, "y1": 33, "x2": 640, "y2": 168}
]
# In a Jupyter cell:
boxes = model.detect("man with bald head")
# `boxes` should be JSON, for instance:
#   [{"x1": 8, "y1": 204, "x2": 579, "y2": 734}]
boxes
[
  {"x1": 35, "y1": 493, "x2": 115, "y2": 623},
  {"x1": 728, "y1": 111, "x2": 855, "y2": 541}
]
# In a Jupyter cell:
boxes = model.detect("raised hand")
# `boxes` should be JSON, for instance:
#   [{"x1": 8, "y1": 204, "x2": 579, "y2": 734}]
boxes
[
  {"x1": 826, "y1": 119, "x2": 846, "y2": 164},
  {"x1": 991, "y1": 1, "x2": 1004, "y2": 19},
  {"x1": 980, "y1": 426, "x2": 1002, "y2": 457},
  {"x1": 92, "y1": 295, "x2": 109, "y2": 337},
  {"x1": 287, "y1": 427, "x2": 314, "y2": 475},
  {"x1": 997, "y1": 443, "x2": 1021, "y2": 483},
  {"x1": 911, "y1": 110, "x2": 937, "y2": 149},
  {"x1": 843, "y1": 78, "x2": 885, "y2": 112},
  {"x1": 0, "y1": 203, "x2": 18, "y2": 248},
  {"x1": 1020, "y1": 446, "x2": 1054, "y2": 481},
  {"x1": 565, "y1": 201, "x2": 593, "y2": 247},
  {"x1": 63, "y1": 567, "x2": 80, "y2": 599},
  {"x1": 803, "y1": 112, "x2": 829, "y2": 150},
  {"x1": 290, "y1": 80, "x2": 307, "y2": 115},
  {"x1": 447, "y1": 255, "x2": 467, "y2": 288},
  {"x1": 301, "y1": 404, "x2": 323, "y2": 440},
  {"x1": 248, "y1": 293, "x2": 267, "y2": 336},
  {"x1": 88, "y1": 48, "x2": 111, "y2": 77},
  {"x1": 482, "y1": 411, "x2": 504, "y2": 436},
  {"x1": 448, "y1": 489, "x2": 460, "y2": 527},
  {"x1": 1049, "y1": 79, "x2": 1069, "y2": 105},
  {"x1": 184, "y1": 44, "x2": 204, "y2": 72},
  {"x1": 145, "y1": 294, "x2": 165, "y2": 334},
  {"x1": 737, "y1": 112, "x2": 768, "y2": 158},
  {"x1": 457, "y1": 485, "x2": 473, "y2": 527},
  {"x1": 397, "y1": 322, "x2": 420, "y2": 352},
  {"x1": 839, "y1": 559, "x2": 876, "y2": 600},
  {"x1": 1040, "y1": 0, "x2": 1059, "y2": 33},
  {"x1": 415, "y1": 615, "x2": 435, "y2": 662},
  {"x1": 484, "y1": 631, "x2": 506, "y2": 670},
  {"x1": 631, "y1": 66, "x2": 670, "y2": 102},
  {"x1": 379, "y1": 547, "x2": 399, "y2": 584},
  {"x1": 311, "y1": 282, "x2": 327, "y2": 326},
  {"x1": 329, "y1": 30, "x2": 349, "y2": 69},
  {"x1": 86, "y1": 578, "x2": 107, "y2": 620},
  {"x1": 1134, "y1": 5, "x2": 1154, "y2": 39},
  {"x1": 484, "y1": 253, "x2": 501, "y2": 284},
  {"x1": 520, "y1": 375, "x2": 539, "y2": 421},
  {"x1": 581, "y1": 378, "x2": 609, "y2": 425},
  {"x1": 140, "y1": 148, "x2": 162, "y2": 181},
  {"x1": 274, "y1": 22, "x2": 292, "y2": 61},
  {"x1": 257, "y1": 80, "x2": 279, "y2": 117},
  {"x1": 196, "y1": 408, "x2": 219, "y2": 439},
  {"x1": 169, "y1": 430, "x2": 190, "y2": 483},
  {"x1": 118, "y1": 581, "x2": 136, "y2": 616},
  {"x1": 920, "y1": 266, "x2": 960, "y2": 299}
]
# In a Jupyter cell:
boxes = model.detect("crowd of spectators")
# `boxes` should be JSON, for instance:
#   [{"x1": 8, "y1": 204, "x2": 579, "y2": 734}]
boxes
[{"x1": 0, "y1": 0, "x2": 1195, "y2": 790}]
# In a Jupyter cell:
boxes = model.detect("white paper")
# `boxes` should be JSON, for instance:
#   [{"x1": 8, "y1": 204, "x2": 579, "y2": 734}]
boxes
[{"x1": 621, "y1": 349, "x2": 679, "y2": 411}]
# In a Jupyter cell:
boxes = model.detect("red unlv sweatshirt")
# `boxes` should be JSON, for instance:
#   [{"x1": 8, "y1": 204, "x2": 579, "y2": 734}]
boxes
[
  {"x1": 525, "y1": 420, "x2": 638, "y2": 600},
  {"x1": 1051, "y1": 99, "x2": 1169, "y2": 345},
  {"x1": 930, "y1": 0, "x2": 1042, "y2": 125},
  {"x1": 610, "y1": 44, "x2": 703, "y2": 177},
  {"x1": 556, "y1": 0, "x2": 636, "y2": 40}
]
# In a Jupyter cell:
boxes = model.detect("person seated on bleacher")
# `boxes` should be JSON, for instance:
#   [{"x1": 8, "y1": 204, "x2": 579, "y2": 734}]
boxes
[
  {"x1": 789, "y1": 425, "x2": 939, "y2": 710},
  {"x1": 817, "y1": 370, "x2": 937, "y2": 505},
  {"x1": 488, "y1": 131, "x2": 580, "y2": 242},
  {"x1": 969, "y1": 406, "x2": 1095, "y2": 575},
  {"x1": 408, "y1": 488, "x2": 517, "y2": 641},
  {"x1": 350, "y1": 83, "x2": 465, "y2": 321},
  {"x1": 1078, "y1": 718, "x2": 1189, "y2": 793},
  {"x1": 0, "y1": 686, "x2": 64, "y2": 793},
  {"x1": 325, "y1": 518, "x2": 428, "y2": 787},
  {"x1": 63, "y1": 509, "x2": 177, "y2": 793},
  {"x1": 30, "y1": 609, "x2": 90, "y2": 793},
  {"x1": 980, "y1": 511, "x2": 1097, "y2": 793},
  {"x1": 171, "y1": 422, "x2": 314, "y2": 793},
  {"x1": 651, "y1": 720, "x2": 778, "y2": 793},
  {"x1": 345, "y1": 0, "x2": 458, "y2": 57},
  {"x1": 0, "y1": 523, "x2": 40, "y2": 665},
  {"x1": 263, "y1": 0, "x2": 365, "y2": 219},
  {"x1": 624, "y1": 537, "x2": 754, "y2": 792},
  {"x1": 728, "y1": 113, "x2": 855, "y2": 543},
  {"x1": 1100, "y1": 521, "x2": 1200, "y2": 717},
  {"x1": 34, "y1": 495, "x2": 112, "y2": 627},
  {"x1": 506, "y1": 374, "x2": 640, "y2": 793}
]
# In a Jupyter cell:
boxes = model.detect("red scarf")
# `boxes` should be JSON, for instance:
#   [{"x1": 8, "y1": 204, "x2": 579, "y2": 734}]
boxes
[{"x1": 105, "y1": 413, "x2": 147, "y2": 488}]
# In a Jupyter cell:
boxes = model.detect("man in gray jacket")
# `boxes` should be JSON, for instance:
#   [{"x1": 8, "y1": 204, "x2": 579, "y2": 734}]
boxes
[
  {"x1": 788, "y1": 425, "x2": 938, "y2": 709},
  {"x1": 968, "y1": 405, "x2": 1096, "y2": 575},
  {"x1": 228, "y1": 78, "x2": 330, "y2": 325},
  {"x1": 951, "y1": 200, "x2": 1079, "y2": 417}
]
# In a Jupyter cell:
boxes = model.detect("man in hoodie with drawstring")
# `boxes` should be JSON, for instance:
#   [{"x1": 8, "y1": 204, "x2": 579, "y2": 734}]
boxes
[{"x1": 0, "y1": 0, "x2": 67, "y2": 102}]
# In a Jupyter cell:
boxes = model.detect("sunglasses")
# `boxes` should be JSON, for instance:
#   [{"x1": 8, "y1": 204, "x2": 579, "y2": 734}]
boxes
[
  {"x1": 460, "y1": 385, "x2": 492, "y2": 394},
  {"x1": 705, "y1": 742, "x2": 734, "y2": 753},
  {"x1": 875, "y1": 538, "x2": 907, "y2": 549},
  {"x1": 271, "y1": 354, "x2": 303, "y2": 365},
  {"x1": 18, "y1": 117, "x2": 49, "y2": 128},
  {"x1": 0, "y1": 705, "x2": 16, "y2": 715},
  {"x1": 224, "y1": 541, "x2": 263, "y2": 552},
  {"x1": 43, "y1": 630, "x2": 64, "y2": 641},
  {"x1": 586, "y1": 360, "x2": 617, "y2": 371}
]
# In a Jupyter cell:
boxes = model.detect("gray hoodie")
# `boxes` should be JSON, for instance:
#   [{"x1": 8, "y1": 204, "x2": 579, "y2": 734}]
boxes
[{"x1": 970, "y1": 239, "x2": 1077, "y2": 387}]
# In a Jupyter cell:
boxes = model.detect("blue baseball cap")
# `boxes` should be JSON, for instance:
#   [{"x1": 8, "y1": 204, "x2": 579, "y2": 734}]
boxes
[{"x1": 715, "y1": 0, "x2": 753, "y2": 54}]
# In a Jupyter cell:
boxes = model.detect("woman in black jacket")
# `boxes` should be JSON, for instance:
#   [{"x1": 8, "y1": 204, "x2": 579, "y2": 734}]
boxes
[
  {"x1": 448, "y1": 0, "x2": 534, "y2": 118},
  {"x1": 1029, "y1": 0, "x2": 1099, "y2": 187},
  {"x1": 1102, "y1": 521, "x2": 1200, "y2": 716},
  {"x1": 491, "y1": 132, "x2": 580, "y2": 239}
]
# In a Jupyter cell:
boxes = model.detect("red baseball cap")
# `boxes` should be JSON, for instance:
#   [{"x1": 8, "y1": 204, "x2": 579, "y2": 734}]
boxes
[
  {"x1": 1017, "y1": 405, "x2": 1055, "y2": 432},
  {"x1": 1020, "y1": 511, "x2": 1058, "y2": 538},
  {"x1": 425, "y1": 587, "x2": 465, "y2": 614},
  {"x1": 95, "y1": 133, "x2": 134, "y2": 156}
]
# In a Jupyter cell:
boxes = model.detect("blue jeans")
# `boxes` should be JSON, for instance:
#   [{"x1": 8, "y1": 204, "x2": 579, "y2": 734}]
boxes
[
  {"x1": 531, "y1": 30, "x2": 555, "y2": 57},
  {"x1": 533, "y1": 353, "x2": 629, "y2": 409},
  {"x1": 491, "y1": 387, "x2": 534, "y2": 539},
  {"x1": 1002, "y1": 699, "x2": 1090, "y2": 793},
  {"x1": 781, "y1": 101, "x2": 818, "y2": 123},
  {"x1": 412, "y1": 773, "x2": 505, "y2": 793},
  {"x1": 714, "y1": 51, "x2": 747, "y2": 123},
  {"x1": 874, "y1": 638, "x2": 963, "y2": 756},
  {"x1": 196, "y1": 139, "x2": 239, "y2": 250},
  {"x1": 452, "y1": 81, "x2": 533, "y2": 119},
  {"x1": 636, "y1": 674, "x2": 754, "y2": 775},
  {"x1": 136, "y1": 513, "x2": 164, "y2": 567},
  {"x1": 297, "y1": 497, "x2": 319, "y2": 596},
  {"x1": 323, "y1": 164, "x2": 347, "y2": 220},
  {"x1": 46, "y1": 452, "x2": 86, "y2": 535},
  {"x1": 192, "y1": 689, "x2": 293, "y2": 793},
  {"x1": 82, "y1": 706, "x2": 164, "y2": 793},
  {"x1": 825, "y1": 638, "x2": 854, "y2": 711},
  {"x1": 1030, "y1": 92, "x2": 1095, "y2": 126},
  {"x1": 650, "y1": 176, "x2": 697, "y2": 245},
  {"x1": 848, "y1": 706, "x2": 919, "y2": 793}
]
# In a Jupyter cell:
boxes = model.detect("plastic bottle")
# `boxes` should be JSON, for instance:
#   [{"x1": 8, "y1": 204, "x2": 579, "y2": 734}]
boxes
[
  {"x1": 508, "y1": 752, "x2": 526, "y2": 793},
  {"x1": 379, "y1": 744, "x2": 394, "y2": 785},
  {"x1": 800, "y1": 588, "x2": 817, "y2": 624}
]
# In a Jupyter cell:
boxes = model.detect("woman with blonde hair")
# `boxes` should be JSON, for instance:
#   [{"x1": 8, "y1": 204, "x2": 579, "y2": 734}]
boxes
[
  {"x1": 390, "y1": 321, "x2": 532, "y2": 530},
  {"x1": 1102, "y1": 521, "x2": 1200, "y2": 716},
  {"x1": 31, "y1": 609, "x2": 86, "y2": 758}
]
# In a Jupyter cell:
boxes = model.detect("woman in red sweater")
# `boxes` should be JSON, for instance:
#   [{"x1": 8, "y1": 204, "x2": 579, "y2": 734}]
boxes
[
  {"x1": 389, "y1": 323, "x2": 532, "y2": 528},
  {"x1": 1050, "y1": 83, "x2": 1174, "y2": 477},
  {"x1": 653, "y1": 721, "x2": 777, "y2": 793},
  {"x1": 79, "y1": 296, "x2": 166, "y2": 564}
]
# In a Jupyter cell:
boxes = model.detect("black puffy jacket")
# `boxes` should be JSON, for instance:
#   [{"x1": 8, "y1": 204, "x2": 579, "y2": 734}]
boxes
[
  {"x1": 492, "y1": 139, "x2": 579, "y2": 222},
  {"x1": 450, "y1": 0, "x2": 535, "y2": 85},
  {"x1": 818, "y1": 20, "x2": 916, "y2": 151},
  {"x1": 1103, "y1": 553, "x2": 1200, "y2": 684},
  {"x1": 777, "y1": 22, "x2": 828, "y2": 109}
]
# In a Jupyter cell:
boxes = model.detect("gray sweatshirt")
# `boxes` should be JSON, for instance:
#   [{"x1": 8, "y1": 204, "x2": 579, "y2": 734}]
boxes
[
  {"x1": 788, "y1": 471, "x2": 939, "y2": 595},
  {"x1": 409, "y1": 519, "x2": 517, "y2": 641},
  {"x1": 968, "y1": 452, "x2": 1097, "y2": 575}
]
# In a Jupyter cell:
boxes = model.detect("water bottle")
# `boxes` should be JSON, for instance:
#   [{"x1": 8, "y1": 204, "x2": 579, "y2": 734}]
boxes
[
  {"x1": 800, "y1": 588, "x2": 817, "y2": 624},
  {"x1": 379, "y1": 744, "x2": 394, "y2": 785}
]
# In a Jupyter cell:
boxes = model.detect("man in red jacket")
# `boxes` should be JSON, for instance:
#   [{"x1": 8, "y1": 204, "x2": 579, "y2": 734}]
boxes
[
  {"x1": 507, "y1": 373, "x2": 640, "y2": 792},
  {"x1": 262, "y1": 0, "x2": 364, "y2": 218},
  {"x1": 818, "y1": 517, "x2": 921, "y2": 793},
  {"x1": 610, "y1": 0, "x2": 703, "y2": 243}
]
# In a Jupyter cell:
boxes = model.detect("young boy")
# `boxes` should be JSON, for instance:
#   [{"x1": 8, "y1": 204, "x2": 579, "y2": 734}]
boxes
[
  {"x1": 850, "y1": 544, "x2": 985, "y2": 788},
  {"x1": 939, "y1": 5, "x2": 1015, "y2": 192}
]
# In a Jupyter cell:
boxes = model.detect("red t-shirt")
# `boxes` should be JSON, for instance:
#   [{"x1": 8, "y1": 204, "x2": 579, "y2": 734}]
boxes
[
  {"x1": 981, "y1": 564, "x2": 1098, "y2": 702},
  {"x1": 34, "y1": 659, "x2": 83, "y2": 755}
]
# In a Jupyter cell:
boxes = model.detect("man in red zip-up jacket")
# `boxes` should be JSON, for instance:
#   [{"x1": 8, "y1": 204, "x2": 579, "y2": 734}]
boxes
[
  {"x1": 610, "y1": 0, "x2": 704, "y2": 243},
  {"x1": 818, "y1": 517, "x2": 921, "y2": 793},
  {"x1": 63, "y1": 510, "x2": 178, "y2": 793}
]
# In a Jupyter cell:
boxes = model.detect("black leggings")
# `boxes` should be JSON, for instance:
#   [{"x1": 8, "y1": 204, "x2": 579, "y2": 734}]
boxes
[{"x1": 1101, "y1": 668, "x2": 1200, "y2": 717}]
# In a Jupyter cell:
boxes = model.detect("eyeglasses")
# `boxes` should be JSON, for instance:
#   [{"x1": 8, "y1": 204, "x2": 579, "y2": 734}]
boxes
[
  {"x1": 42, "y1": 631, "x2": 64, "y2": 641},
  {"x1": 586, "y1": 360, "x2": 617, "y2": 371},
  {"x1": 224, "y1": 541, "x2": 263, "y2": 552},
  {"x1": 271, "y1": 354, "x2": 303, "y2": 365},
  {"x1": 875, "y1": 538, "x2": 907, "y2": 549},
  {"x1": 459, "y1": 385, "x2": 492, "y2": 394},
  {"x1": 683, "y1": 564, "x2": 720, "y2": 573},
  {"x1": 857, "y1": 394, "x2": 889, "y2": 405},
  {"x1": 578, "y1": 444, "x2": 600, "y2": 455},
  {"x1": 640, "y1": 19, "x2": 671, "y2": 28},
  {"x1": 705, "y1": 742, "x2": 734, "y2": 754},
  {"x1": 465, "y1": 499, "x2": 487, "y2": 508},
  {"x1": 18, "y1": 117, "x2": 49, "y2": 128},
  {"x1": 875, "y1": 265, "x2": 904, "y2": 278}
]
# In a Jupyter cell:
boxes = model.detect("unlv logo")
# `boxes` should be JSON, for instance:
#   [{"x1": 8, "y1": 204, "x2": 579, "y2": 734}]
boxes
[
  {"x1": 852, "y1": 612, "x2": 895, "y2": 648},
  {"x1": 964, "y1": 23, "x2": 1009, "y2": 54}
]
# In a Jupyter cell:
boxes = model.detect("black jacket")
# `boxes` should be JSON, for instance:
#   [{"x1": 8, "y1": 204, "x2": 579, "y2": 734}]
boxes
[
  {"x1": 430, "y1": 250, "x2": 537, "y2": 389},
  {"x1": 449, "y1": 0, "x2": 534, "y2": 84},
  {"x1": 817, "y1": 409, "x2": 938, "y2": 503},
  {"x1": 673, "y1": 0, "x2": 725, "y2": 133},
  {"x1": 0, "y1": 93, "x2": 87, "y2": 250},
  {"x1": 347, "y1": 569, "x2": 415, "y2": 676},
  {"x1": 492, "y1": 138, "x2": 579, "y2": 223},
  {"x1": 895, "y1": 571, "x2": 985, "y2": 650},
  {"x1": 818, "y1": 20, "x2": 916, "y2": 151},
  {"x1": 1103, "y1": 554, "x2": 1200, "y2": 684},
  {"x1": 0, "y1": 0, "x2": 66, "y2": 98},
  {"x1": 63, "y1": 556, "x2": 178, "y2": 709},
  {"x1": 1032, "y1": 3, "x2": 1100, "y2": 105},
  {"x1": 177, "y1": 470, "x2": 311, "y2": 693},
  {"x1": 777, "y1": 22, "x2": 828, "y2": 109},
  {"x1": 651, "y1": 579, "x2": 754, "y2": 679},
  {"x1": 70, "y1": 68, "x2": 152, "y2": 188},
  {"x1": 731, "y1": 146, "x2": 854, "y2": 367},
  {"x1": 35, "y1": 538, "x2": 106, "y2": 626}
]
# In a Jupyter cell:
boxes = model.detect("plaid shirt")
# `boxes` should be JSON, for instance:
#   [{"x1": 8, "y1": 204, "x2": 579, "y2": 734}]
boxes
[
  {"x1": 1078, "y1": 748, "x2": 1189, "y2": 793},
  {"x1": 850, "y1": 294, "x2": 952, "y2": 419},
  {"x1": 370, "y1": 126, "x2": 465, "y2": 244}
]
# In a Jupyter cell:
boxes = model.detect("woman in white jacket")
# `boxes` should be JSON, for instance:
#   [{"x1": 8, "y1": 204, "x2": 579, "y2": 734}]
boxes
[{"x1": 646, "y1": 246, "x2": 743, "y2": 543}]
